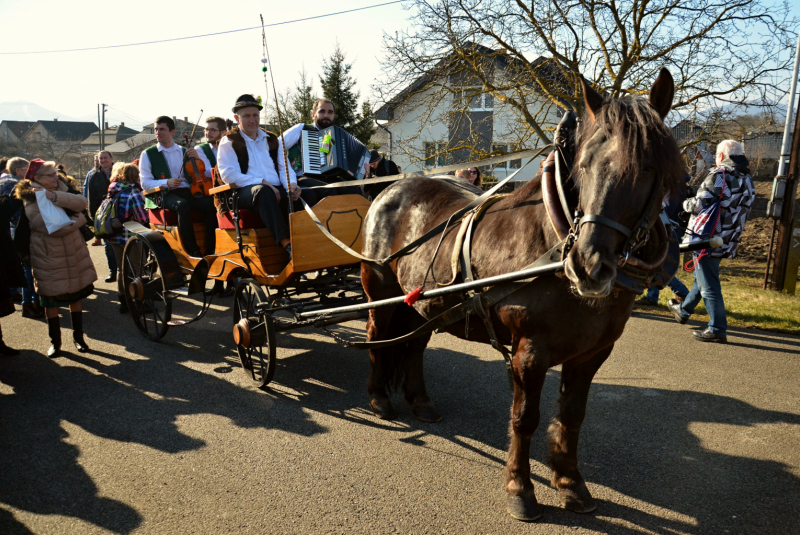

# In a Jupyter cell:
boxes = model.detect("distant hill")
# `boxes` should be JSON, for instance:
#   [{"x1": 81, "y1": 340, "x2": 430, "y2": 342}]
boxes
[
  {"x1": 0, "y1": 101, "x2": 148, "y2": 131},
  {"x1": 0, "y1": 101, "x2": 82, "y2": 122}
]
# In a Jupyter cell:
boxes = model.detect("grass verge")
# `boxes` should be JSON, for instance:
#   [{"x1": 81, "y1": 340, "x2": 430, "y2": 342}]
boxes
[{"x1": 635, "y1": 259, "x2": 800, "y2": 335}]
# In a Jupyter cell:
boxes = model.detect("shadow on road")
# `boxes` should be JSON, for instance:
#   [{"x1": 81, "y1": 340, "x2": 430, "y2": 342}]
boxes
[{"x1": 2, "y1": 296, "x2": 799, "y2": 533}]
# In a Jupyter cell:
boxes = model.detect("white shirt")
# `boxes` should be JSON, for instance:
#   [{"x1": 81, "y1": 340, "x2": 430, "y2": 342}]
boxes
[
  {"x1": 282, "y1": 122, "x2": 312, "y2": 151},
  {"x1": 217, "y1": 128, "x2": 296, "y2": 189},
  {"x1": 194, "y1": 143, "x2": 217, "y2": 178},
  {"x1": 139, "y1": 142, "x2": 187, "y2": 190}
]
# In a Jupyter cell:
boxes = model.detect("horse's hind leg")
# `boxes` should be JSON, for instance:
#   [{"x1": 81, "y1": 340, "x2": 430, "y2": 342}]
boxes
[
  {"x1": 505, "y1": 339, "x2": 549, "y2": 522},
  {"x1": 398, "y1": 311, "x2": 439, "y2": 423},
  {"x1": 548, "y1": 345, "x2": 613, "y2": 513}
]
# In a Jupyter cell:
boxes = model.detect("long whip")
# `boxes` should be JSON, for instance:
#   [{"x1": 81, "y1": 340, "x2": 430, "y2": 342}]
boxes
[{"x1": 260, "y1": 14, "x2": 294, "y2": 213}]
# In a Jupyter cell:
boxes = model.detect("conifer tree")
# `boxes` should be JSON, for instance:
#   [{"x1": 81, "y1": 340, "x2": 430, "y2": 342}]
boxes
[
  {"x1": 349, "y1": 100, "x2": 378, "y2": 147},
  {"x1": 291, "y1": 68, "x2": 317, "y2": 126},
  {"x1": 319, "y1": 44, "x2": 359, "y2": 128}
]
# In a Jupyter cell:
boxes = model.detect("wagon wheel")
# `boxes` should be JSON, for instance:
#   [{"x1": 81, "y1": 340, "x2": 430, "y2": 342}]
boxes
[
  {"x1": 122, "y1": 236, "x2": 172, "y2": 341},
  {"x1": 233, "y1": 279, "x2": 277, "y2": 388}
]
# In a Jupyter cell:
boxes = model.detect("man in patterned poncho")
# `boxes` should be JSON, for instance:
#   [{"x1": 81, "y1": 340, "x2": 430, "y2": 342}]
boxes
[{"x1": 668, "y1": 140, "x2": 755, "y2": 343}]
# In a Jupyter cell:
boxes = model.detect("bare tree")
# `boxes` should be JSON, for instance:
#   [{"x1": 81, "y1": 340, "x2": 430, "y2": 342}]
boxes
[{"x1": 378, "y1": 0, "x2": 797, "y2": 151}]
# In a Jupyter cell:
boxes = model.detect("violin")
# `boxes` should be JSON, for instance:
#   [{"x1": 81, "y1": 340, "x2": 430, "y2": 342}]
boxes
[{"x1": 183, "y1": 111, "x2": 213, "y2": 197}]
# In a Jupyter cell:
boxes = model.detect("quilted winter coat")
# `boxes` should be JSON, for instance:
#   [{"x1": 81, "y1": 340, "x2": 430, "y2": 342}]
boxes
[{"x1": 14, "y1": 178, "x2": 97, "y2": 297}]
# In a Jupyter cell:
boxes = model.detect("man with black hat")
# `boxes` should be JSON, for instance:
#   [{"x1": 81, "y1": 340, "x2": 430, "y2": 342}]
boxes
[
  {"x1": 140, "y1": 115, "x2": 217, "y2": 257},
  {"x1": 217, "y1": 94, "x2": 309, "y2": 258},
  {"x1": 364, "y1": 149, "x2": 400, "y2": 200}
]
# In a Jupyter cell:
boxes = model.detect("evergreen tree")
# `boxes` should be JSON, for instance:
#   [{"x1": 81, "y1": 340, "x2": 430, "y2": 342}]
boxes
[
  {"x1": 319, "y1": 44, "x2": 359, "y2": 128},
  {"x1": 349, "y1": 100, "x2": 378, "y2": 147},
  {"x1": 290, "y1": 68, "x2": 317, "y2": 126}
]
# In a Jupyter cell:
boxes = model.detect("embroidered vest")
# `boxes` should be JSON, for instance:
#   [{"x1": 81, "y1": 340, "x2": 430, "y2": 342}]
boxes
[
  {"x1": 287, "y1": 124, "x2": 316, "y2": 175},
  {"x1": 197, "y1": 143, "x2": 217, "y2": 168},
  {"x1": 144, "y1": 145, "x2": 185, "y2": 209}
]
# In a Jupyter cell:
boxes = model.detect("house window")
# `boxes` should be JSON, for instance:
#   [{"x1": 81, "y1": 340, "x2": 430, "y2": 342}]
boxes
[
  {"x1": 455, "y1": 90, "x2": 494, "y2": 111},
  {"x1": 424, "y1": 142, "x2": 450, "y2": 168},
  {"x1": 492, "y1": 144, "x2": 521, "y2": 170}
]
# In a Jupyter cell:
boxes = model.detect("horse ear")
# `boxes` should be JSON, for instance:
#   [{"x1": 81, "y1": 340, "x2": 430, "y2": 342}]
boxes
[
  {"x1": 580, "y1": 76, "x2": 604, "y2": 121},
  {"x1": 648, "y1": 68, "x2": 675, "y2": 120}
]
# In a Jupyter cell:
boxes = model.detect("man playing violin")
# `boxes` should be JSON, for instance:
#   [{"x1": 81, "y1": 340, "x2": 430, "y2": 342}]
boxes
[
  {"x1": 192, "y1": 116, "x2": 227, "y2": 179},
  {"x1": 217, "y1": 94, "x2": 314, "y2": 259},
  {"x1": 139, "y1": 115, "x2": 217, "y2": 257}
]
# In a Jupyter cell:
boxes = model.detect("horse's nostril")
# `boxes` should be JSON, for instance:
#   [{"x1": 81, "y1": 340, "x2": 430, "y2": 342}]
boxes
[{"x1": 586, "y1": 252, "x2": 616, "y2": 284}]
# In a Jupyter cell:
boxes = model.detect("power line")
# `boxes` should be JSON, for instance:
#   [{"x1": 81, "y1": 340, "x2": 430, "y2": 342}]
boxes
[{"x1": 0, "y1": 1, "x2": 403, "y2": 55}]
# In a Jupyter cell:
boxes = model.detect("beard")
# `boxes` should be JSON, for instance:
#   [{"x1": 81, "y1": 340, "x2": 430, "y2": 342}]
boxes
[{"x1": 315, "y1": 117, "x2": 332, "y2": 129}]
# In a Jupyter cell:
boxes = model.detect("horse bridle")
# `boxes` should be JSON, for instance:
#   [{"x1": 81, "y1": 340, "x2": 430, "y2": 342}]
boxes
[{"x1": 554, "y1": 112, "x2": 664, "y2": 268}]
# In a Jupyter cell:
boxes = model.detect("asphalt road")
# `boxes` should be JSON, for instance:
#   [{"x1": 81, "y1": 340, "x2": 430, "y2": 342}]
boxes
[{"x1": 1, "y1": 246, "x2": 799, "y2": 534}]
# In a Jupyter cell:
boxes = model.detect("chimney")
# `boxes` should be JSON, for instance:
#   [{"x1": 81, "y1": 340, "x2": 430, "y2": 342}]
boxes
[
  {"x1": 121, "y1": 122, "x2": 125, "y2": 127},
  {"x1": 172, "y1": 116, "x2": 176, "y2": 121},
  {"x1": 104, "y1": 122, "x2": 108, "y2": 129},
  {"x1": 54, "y1": 118, "x2": 58, "y2": 122},
  {"x1": 184, "y1": 117, "x2": 188, "y2": 122}
]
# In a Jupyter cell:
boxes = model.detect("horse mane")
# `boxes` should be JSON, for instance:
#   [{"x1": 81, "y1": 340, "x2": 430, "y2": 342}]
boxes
[{"x1": 575, "y1": 97, "x2": 684, "y2": 197}]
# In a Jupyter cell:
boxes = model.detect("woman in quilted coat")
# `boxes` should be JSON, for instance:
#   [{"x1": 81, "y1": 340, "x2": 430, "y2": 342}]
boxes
[{"x1": 14, "y1": 159, "x2": 97, "y2": 357}]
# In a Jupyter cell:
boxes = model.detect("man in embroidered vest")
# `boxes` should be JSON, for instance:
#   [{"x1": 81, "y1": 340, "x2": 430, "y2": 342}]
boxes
[
  {"x1": 193, "y1": 116, "x2": 226, "y2": 179},
  {"x1": 139, "y1": 115, "x2": 217, "y2": 257},
  {"x1": 282, "y1": 98, "x2": 363, "y2": 199},
  {"x1": 217, "y1": 94, "x2": 312, "y2": 258}
]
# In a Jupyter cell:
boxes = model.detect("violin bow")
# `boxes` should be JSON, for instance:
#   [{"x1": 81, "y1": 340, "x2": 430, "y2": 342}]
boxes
[{"x1": 260, "y1": 14, "x2": 294, "y2": 213}]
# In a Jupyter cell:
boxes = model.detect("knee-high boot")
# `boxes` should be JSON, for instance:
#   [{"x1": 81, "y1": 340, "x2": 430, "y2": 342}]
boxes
[
  {"x1": 71, "y1": 311, "x2": 89, "y2": 353},
  {"x1": 0, "y1": 324, "x2": 20, "y2": 356},
  {"x1": 47, "y1": 316, "x2": 62, "y2": 357}
]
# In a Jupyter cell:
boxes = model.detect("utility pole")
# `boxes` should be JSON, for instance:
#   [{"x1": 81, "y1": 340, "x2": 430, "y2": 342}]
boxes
[
  {"x1": 768, "y1": 28, "x2": 800, "y2": 293},
  {"x1": 97, "y1": 104, "x2": 101, "y2": 151},
  {"x1": 100, "y1": 103, "x2": 108, "y2": 150}
]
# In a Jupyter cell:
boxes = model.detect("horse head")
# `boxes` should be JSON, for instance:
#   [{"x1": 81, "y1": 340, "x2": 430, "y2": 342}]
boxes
[{"x1": 564, "y1": 68, "x2": 684, "y2": 298}]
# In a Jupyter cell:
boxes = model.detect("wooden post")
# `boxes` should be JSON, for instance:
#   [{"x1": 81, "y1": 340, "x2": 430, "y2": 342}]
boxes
[{"x1": 771, "y1": 101, "x2": 800, "y2": 292}]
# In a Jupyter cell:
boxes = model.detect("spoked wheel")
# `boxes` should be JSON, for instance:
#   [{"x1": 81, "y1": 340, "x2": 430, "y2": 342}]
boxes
[
  {"x1": 233, "y1": 279, "x2": 277, "y2": 388},
  {"x1": 122, "y1": 236, "x2": 173, "y2": 341}
]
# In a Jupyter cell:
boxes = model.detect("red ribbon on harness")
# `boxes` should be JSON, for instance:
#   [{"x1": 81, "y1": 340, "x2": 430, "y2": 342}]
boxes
[{"x1": 404, "y1": 287, "x2": 422, "y2": 306}]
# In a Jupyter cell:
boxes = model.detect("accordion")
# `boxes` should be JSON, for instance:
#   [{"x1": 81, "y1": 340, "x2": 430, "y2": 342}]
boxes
[{"x1": 300, "y1": 126, "x2": 370, "y2": 181}]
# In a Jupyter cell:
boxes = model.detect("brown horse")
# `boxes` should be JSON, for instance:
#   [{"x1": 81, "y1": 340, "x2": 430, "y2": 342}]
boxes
[{"x1": 360, "y1": 69, "x2": 684, "y2": 521}]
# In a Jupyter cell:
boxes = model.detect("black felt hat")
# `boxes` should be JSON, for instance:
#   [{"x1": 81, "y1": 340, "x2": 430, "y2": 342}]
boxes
[
  {"x1": 369, "y1": 150, "x2": 382, "y2": 163},
  {"x1": 232, "y1": 94, "x2": 262, "y2": 113}
]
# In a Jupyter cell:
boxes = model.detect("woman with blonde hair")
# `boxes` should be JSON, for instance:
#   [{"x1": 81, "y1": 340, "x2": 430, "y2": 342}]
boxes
[
  {"x1": 14, "y1": 159, "x2": 97, "y2": 357},
  {"x1": 106, "y1": 162, "x2": 148, "y2": 313}
]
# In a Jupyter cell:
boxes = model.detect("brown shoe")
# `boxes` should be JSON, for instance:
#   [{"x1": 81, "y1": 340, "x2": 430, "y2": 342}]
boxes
[{"x1": 92, "y1": 238, "x2": 102, "y2": 246}]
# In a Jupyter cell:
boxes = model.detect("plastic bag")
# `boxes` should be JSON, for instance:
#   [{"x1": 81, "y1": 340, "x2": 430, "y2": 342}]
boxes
[{"x1": 35, "y1": 189, "x2": 74, "y2": 234}]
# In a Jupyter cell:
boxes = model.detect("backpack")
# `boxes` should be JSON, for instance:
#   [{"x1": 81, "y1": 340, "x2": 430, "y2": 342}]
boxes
[{"x1": 94, "y1": 194, "x2": 122, "y2": 238}]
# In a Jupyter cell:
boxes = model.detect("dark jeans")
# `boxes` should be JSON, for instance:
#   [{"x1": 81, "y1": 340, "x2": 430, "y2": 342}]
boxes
[
  {"x1": 238, "y1": 184, "x2": 291, "y2": 244},
  {"x1": 644, "y1": 276, "x2": 689, "y2": 304},
  {"x1": 104, "y1": 239, "x2": 117, "y2": 275},
  {"x1": 163, "y1": 188, "x2": 217, "y2": 256},
  {"x1": 21, "y1": 264, "x2": 38, "y2": 305},
  {"x1": 237, "y1": 183, "x2": 322, "y2": 244},
  {"x1": 679, "y1": 255, "x2": 726, "y2": 335}
]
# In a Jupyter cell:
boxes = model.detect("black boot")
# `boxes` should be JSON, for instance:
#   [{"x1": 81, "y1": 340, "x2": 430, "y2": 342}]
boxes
[
  {"x1": 0, "y1": 325, "x2": 20, "y2": 356},
  {"x1": 71, "y1": 311, "x2": 89, "y2": 353},
  {"x1": 47, "y1": 316, "x2": 62, "y2": 357}
]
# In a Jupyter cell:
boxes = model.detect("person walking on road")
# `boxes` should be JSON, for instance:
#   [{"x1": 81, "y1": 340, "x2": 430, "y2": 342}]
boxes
[{"x1": 667, "y1": 140, "x2": 755, "y2": 343}]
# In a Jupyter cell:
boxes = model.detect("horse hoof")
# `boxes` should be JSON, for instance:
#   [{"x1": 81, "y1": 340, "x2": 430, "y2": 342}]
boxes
[
  {"x1": 411, "y1": 404, "x2": 442, "y2": 423},
  {"x1": 507, "y1": 494, "x2": 542, "y2": 522},
  {"x1": 559, "y1": 487, "x2": 597, "y2": 514},
  {"x1": 369, "y1": 398, "x2": 397, "y2": 420}
]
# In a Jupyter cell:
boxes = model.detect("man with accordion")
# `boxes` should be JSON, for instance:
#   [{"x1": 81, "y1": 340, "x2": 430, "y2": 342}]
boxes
[{"x1": 282, "y1": 98, "x2": 370, "y2": 201}]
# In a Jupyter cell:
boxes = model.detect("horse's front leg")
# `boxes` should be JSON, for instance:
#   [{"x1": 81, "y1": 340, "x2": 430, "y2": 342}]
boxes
[
  {"x1": 548, "y1": 345, "x2": 613, "y2": 513},
  {"x1": 505, "y1": 338, "x2": 549, "y2": 522}
]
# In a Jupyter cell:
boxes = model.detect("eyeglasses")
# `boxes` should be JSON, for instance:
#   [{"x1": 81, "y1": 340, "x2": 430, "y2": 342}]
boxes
[
  {"x1": 469, "y1": 169, "x2": 478, "y2": 174},
  {"x1": 204, "y1": 128, "x2": 219, "y2": 133}
]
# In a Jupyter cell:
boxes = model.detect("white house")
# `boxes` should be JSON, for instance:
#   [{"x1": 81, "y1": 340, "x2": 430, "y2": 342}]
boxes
[{"x1": 375, "y1": 46, "x2": 564, "y2": 182}]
